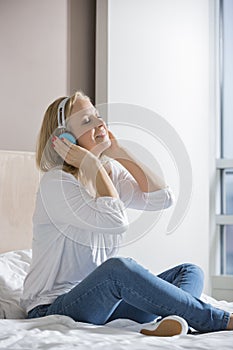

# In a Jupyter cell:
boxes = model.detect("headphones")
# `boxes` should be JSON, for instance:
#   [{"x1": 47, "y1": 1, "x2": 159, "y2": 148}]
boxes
[{"x1": 57, "y1": 97, "x2": 77, "y2": 144}]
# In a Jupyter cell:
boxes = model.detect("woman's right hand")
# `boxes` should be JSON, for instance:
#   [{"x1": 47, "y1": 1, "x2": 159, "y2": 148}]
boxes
[
  {"x1": 52, "y1": 136, "x2": 97, "y2": 169},
  {"x1": 52, "y1": 135, "x2": 118, "y2": 198}
]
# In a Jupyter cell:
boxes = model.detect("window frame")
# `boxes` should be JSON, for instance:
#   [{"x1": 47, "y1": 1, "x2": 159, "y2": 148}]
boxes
[{"x1": 216, "y1": 0, "x2": 233, "y2": 276}]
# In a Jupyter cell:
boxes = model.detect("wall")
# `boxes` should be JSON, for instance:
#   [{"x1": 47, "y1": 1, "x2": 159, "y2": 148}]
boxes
[
  {"x1": 96, "y1": 0, "x2": 212, "y2": 292},
  {"x1": 0, "y1": 0, "x2": 95, "y2": 152},
  {"x1": 0, "y1": 0, "x2": 213, "y2": 292},
  {"x1": 68, "y1": 0, "x2": 96, "y2": 100}
]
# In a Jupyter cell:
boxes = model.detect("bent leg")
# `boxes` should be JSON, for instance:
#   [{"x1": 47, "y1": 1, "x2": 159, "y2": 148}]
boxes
[
  {"x1": 107, "y1": 263, "x2": 204, "y2": 323},
  {"x1": 158, "y1": 263, "x2": 204, "y2": 298},
  {"x1": 46, "y1": 257, "x2": 230, "y2": 332}
]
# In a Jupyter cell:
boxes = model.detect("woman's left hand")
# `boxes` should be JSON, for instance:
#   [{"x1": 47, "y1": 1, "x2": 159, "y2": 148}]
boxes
[{"x1": 102, "y1": 130, "x2": 124, "y2": 159}]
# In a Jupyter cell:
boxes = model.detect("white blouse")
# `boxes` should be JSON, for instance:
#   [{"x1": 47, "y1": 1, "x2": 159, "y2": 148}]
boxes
[{"x1": 20, "y1": 157, "x2": 174, "y2": 313}]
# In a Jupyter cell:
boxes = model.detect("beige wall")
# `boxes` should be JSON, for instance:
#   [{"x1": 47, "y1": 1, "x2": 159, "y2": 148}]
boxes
[
  {"x1": 0, "y1": 0, "x2": 95, "y2": 152},
  {"x1": 68, "y1": 0, "x2": 96, "y2": 99}
]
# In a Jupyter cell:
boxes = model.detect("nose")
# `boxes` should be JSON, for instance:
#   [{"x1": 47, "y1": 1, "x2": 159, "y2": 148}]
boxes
[{"x1": 93, "y1": 117, "x2": 104, "y2": 128}]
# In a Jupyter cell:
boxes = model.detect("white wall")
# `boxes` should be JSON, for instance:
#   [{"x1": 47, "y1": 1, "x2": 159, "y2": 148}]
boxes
[{"x1": 97, "y1": 0, "x2": 211, "y2": 292}]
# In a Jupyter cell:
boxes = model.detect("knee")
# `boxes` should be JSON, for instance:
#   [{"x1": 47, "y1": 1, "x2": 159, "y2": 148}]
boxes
[
  {"x1": 104, "y1": 256, "x2": 132, "y2": 267},
  {"x1": 183, "y1": 263, "x2": 204, "y2": 283},
  {"x1": 103, "y1": 257, "x2": 134, "y2": 273}
]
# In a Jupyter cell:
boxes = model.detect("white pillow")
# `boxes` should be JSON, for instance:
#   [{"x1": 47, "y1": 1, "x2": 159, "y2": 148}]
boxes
[{"x1": 0, "y1": 249, "x2": 32, "y2": 319}]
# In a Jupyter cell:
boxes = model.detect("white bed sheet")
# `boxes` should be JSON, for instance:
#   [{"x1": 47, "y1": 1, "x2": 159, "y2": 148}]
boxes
[
  {"x1": 0, "y1": 311, "x2": 233, "y2": 350},
  {"x1": 0, "y1": 249, "x2": 233, "y2": 349}
]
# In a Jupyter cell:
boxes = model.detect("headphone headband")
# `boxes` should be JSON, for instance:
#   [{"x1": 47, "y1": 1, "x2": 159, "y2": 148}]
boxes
[{"x1": 57, "y1": 97, "x2": 70, "y2": 128}]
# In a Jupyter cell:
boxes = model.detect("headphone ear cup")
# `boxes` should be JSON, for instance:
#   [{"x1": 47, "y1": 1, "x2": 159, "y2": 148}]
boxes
[{"x1": 58, "y1": 132, "x2": 77, "y2": 145}]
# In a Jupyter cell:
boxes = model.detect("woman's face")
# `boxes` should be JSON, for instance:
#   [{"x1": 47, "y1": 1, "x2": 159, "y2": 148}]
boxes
[{"x1": 67, "y1": 98, "x2": 110, "y2": 152}]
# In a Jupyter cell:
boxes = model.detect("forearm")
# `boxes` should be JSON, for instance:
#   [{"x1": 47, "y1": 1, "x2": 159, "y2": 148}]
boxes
[
  {"x1": 95, "y1": 164, "x2": 119, "y2": 198},
  {"x1": 81, "y1": 158, "x2": 119, "y2": 198},
  {"x1": 114, "y1": 148, "x2": 166, "y2": 193}
]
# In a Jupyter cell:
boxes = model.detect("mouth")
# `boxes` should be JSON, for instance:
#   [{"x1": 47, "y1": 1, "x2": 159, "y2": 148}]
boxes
[{"x1": 95, "y1": 131, "x2": 107, "y2": 140}]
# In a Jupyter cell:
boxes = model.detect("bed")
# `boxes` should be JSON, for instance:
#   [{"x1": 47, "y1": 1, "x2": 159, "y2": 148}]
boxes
[{"x1": 0, "y1": 150, "x2": 233, "y2": 350}]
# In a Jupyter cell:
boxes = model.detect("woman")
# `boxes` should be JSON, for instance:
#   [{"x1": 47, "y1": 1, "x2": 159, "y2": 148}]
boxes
[{"x1": 21, "y1": 91, "x2": 233, "y2": 336}]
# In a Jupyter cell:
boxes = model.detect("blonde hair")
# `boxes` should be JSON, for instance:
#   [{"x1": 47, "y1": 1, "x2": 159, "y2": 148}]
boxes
[{"x1": 36, "y1": 91, "x2": 90, "y2": 177}]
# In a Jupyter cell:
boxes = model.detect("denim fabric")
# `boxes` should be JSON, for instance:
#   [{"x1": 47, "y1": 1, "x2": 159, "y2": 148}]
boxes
[{"x1": 28, "y1": 257, "x2": 230, "y2": 332}]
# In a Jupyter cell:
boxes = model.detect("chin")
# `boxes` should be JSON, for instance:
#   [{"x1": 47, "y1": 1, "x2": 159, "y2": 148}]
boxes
[{"x1": 103, "y1": 138, "x2": 111, "y2": 149}]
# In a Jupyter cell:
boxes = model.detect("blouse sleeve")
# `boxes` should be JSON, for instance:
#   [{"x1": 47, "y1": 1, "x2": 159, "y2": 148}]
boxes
[
  {"x1": 109, "y1": 159, "x2": 175, "y2": 211},
  {"x1": 37, "y1": 169, "x2": 129, "y2": 235}
]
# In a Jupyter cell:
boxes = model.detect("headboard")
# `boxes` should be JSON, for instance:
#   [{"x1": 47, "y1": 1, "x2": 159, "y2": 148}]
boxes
[{"x1": 0, "y1": 150, "x2": 40, "y2": 253}]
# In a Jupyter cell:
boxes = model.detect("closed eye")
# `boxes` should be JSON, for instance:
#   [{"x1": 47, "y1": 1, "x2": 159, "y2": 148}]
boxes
[
  {"x1": 82, "y1": 114, "x2": 103, "y2": 125},
  {"x1": 82, "y1": 116, "x2": 91, "y2": 124}
]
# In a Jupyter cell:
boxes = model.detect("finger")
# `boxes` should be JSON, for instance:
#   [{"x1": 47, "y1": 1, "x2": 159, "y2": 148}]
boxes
[
  {"x1": 108, "y1": 130, "x2": 117, "y2": 140},
  {"x1": 107, "y1": 130, "x2": 114, "y2": 140},
  {"x1": 52, "y1": 137, "x2": 71, "y2": 160},
  {"x1": 53, "y1": 137, "x2": 70, "y2": 153},
  {"x1": 53, "y1": 143, "x2": 69, "y2": 161},
  {"x1": 59, "y1": 137, "x2": 81, "y2": 161},
  {"x1": 53, "y1": 145, "x2": 65, "y2": 161},
  {"x1": 54, "y1": 137, "x2": 83, "y2": 166},
  {"x1": 59, "y1": 136, "x2": 73, "y2": 147}
]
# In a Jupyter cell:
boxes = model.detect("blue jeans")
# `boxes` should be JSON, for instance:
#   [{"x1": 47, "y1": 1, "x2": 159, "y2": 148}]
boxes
[{"x1": 28, "y1": 257, "x2": 230, "y2": 332}]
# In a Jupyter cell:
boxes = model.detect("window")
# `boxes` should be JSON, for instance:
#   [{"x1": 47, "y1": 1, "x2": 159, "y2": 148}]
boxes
[{"x1": 216, "y1": 0, "x2": 233, "y2": 275}]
